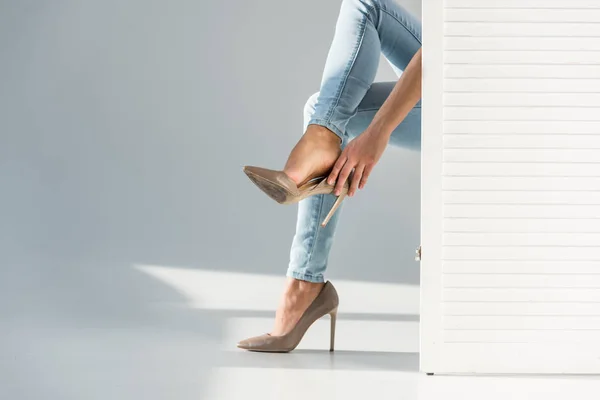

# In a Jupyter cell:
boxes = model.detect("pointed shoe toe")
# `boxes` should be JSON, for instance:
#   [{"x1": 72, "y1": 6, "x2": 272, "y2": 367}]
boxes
[{"x1": 236, "y1": 334, "x2": 279, "y2": 352}]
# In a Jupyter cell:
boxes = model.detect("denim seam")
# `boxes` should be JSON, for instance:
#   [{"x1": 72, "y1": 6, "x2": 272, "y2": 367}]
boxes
[
  {"x1": 368, "y1": 3, "x2": 422, "y2": 44},
  {"x1": 356, "y1": 105, "x2": 421, "y2": 114},
  {"x1": 304, "y1": 194, "x2": 326, "y2": 267},
  {"x1": 287, "y1": 269, "x2": 324, "y2": 283},
  {"x1": 324, "y1": 13, "x2": 369, "y2": 127},
  {"x1": 384, "y1": 10, "x2": 421, "y2": 43},
  {"x1": 379, "y1": 8, "x2": 422, "y2": 44},
  {"x1": 307, "y1": 118, "x2": 345, "y2": 139}
]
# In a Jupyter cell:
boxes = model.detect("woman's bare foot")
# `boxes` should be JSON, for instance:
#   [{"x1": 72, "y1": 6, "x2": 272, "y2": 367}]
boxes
[
  {"x1": 271, "y1": 278, "x2": 325, "y2": 336},
  {"x1": 283, "y1": 125, "x2": 342, "y2": 186}
]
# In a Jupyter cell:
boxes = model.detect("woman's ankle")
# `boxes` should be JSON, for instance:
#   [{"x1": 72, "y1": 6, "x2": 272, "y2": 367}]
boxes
[
  {"x1": 305, "y1": 124, "x2": 342, "y2": 144},
  {"x1": 283, "y1": 126, "x2": 342, "y2": 185},
  {"x1": 286, "y1": 277, "x2": 325, "y2": 293}
]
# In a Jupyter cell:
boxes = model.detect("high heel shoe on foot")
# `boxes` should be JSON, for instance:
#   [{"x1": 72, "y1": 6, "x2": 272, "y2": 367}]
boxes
[
  {"x1": 237, "y1": 281, "x2": 340, "y2": 353},
  {"x1": 243, "y1": 166, "x2": 349, "y2": 227}
]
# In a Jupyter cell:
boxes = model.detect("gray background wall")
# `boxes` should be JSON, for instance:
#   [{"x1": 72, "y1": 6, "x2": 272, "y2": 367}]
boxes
[{"x1": 0, "y1": 1, "x2": 421, "y2": 398}]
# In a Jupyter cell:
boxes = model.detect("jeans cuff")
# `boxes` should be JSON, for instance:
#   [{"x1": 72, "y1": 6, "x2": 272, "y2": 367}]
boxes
[
  {"x1": 286, "y1": 269, "x2": 325, "y2": 283},
  {"x1": 307, "y1": 119, "x2": 345, "y2": 141}
]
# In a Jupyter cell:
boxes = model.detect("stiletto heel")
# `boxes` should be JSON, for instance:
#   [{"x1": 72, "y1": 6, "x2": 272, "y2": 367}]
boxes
[
  {"x1": 329, "y1": 307, "x2": 338, "y2": 352},
  {"x1": 321, "y1": 190, "x2": 347, "y2": 227},
  {"x1": 237, "y1": 281, "x2": 340, "y2": 353}
]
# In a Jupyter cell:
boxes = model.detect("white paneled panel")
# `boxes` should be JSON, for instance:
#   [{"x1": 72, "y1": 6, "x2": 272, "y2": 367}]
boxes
[
  {"x1": 446, "y1": 50, "x2": 600, "y2": 64},
  {"x1": 444, "y1": 189, "x2": 600, "y2": 203},
  {"x1": 444, "y1": 261, "x2": 600, "y2": 274},
  {"x1": 444, "y1": 272, "x2": 600, "y2": 288},
  {"x1": 444, "y1": 288, "x2": 600, "y2": 301},
  {"x1": 445, "y1": 107, "x2": 600, "y2": 121},
  {"x1": 421, "y1": 0, "x2": 445, "y2": 373},
  {"x1": 445, "y1": 23, "x2": 600, "y2": 38},
  {"x1": 445, "y1": 64, "x2": 600, "y2": 78},
  {"x1": 445, "y1": 93, "x2": 600, "y2": 107},
  {"x1": 444, "y1": 330, "x2": 600, "y2": 343},
  {"x1": 444, "y1": 120, "x2": 600, "y2": 134},
  {"x1": 447, "y1": 0, "x2": 600, "y2": 8},
  {"x1": 444, "y1": 302, "x2": 600, "y2": 317},
  {"x1": 443, "y1": 316, "x2": 600, "y2": 330},
  {"x1": 443, "y1": 218, "x2": 600, "y2": 233},
  {"x1": 444, "y1": 163, "x2": 600, "y2": 178},
  {"x1": 445, "y1": 78, "x2": 600, "y2": 93},
  {"x1": 444, "y1": 149, "x2": 600, "y2": 163},
  {"x1": 443, "y1": 247, "x2": 600, "y2": 262},
  {"x1": 444, "y1": 134, "x2": 600, "y2": 148},
  {"x1": 445, "y1": 9, "x2": 600, "y2": 23},
  {"x1": 445, "y1": 37, "x2": 600, "y2": 51},
  {"x1": 444, "y1": 232, "x2": 600, "y2": 247},
  {"x1": 422, "y1": 0, "x2": 600, "y2": 374},
  {"x1": 443, "y1": 176, "x2": 600, "y2": 191},
  {"x1": 444, "y1": 204, "x2": 600, "y2": 218}
]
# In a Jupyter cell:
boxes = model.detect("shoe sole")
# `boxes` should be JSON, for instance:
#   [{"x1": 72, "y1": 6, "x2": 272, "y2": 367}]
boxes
[{"x1": 244, "y1": 170, "x2": 291, "y2": 204}]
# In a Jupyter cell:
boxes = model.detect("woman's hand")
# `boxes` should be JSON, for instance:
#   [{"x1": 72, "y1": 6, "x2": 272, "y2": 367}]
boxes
[
  {"x1": 326, "y1": 48, "x2": 421, "y2": 197},
  {"x1": 327, "y1": 128, "x2": 390, "y2": 197}
]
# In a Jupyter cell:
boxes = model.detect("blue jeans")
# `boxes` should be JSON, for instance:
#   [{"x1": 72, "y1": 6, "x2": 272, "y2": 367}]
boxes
[{"x1": 287, "y1": 0, "x2": 422, "y2": 283}]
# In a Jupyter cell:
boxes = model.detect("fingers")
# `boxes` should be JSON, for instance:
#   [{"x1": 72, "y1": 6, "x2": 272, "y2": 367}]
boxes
[
  {"x1": 349, "y1": 164, "x2": 364, "y2": 197},
  {"x1": 328, "y1": 153, "x2": 347, "y2": 186},
  {"x1": 335, "y1": 161, "x2": 354, "y2": 196},
  {"x1": 359, "y1": 164, "x2": 374, "y2": 189}
]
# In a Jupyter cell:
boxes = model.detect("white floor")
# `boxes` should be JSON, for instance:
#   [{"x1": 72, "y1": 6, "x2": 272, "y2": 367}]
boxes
[{"x1": 5, "y1": 266, "x2": 600, "y2": 400}]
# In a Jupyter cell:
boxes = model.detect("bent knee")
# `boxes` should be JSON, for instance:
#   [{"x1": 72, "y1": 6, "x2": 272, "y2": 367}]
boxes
[{"x1": 304, "y1": 92, "x2": 320, "y2": 119}]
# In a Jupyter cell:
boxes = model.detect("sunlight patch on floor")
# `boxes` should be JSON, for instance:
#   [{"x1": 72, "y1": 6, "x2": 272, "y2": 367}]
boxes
[{"x1": 133, "y1": 264, "x2": 419, "y2": 315}]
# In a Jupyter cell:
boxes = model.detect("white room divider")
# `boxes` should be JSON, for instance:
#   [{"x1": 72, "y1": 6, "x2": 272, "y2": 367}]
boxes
[{"x1": 420, "y1": 0, "x2": 600, "y2": 374}]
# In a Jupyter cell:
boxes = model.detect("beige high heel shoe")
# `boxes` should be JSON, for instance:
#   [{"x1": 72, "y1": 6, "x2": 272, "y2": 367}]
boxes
[
  {"x1": 237, "y1": 281, "x2": 340, "y2": 353},
  {"x1": 243, "y1": 166, "x2": 349, "y2": 227}
]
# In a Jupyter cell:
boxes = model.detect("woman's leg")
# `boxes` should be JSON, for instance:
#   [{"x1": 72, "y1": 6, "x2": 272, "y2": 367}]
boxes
[
  {"x1": 288, "y1": 82, "x2": 420, "y2": 282},
  {"x1": 271, "y1": 0, "x2": 421, "y2": 336},
  {"x1": 309, "y1": 0, "x2": 421, "y2": 140},
  {"x1": 272, "y1": 84, "x2": 420, "y2": 336},
  {"x1": 345, "y1": 81, "x2": 421, "y2": 148},
  {"x1": 283, "y1": 0, "x2": 421, "y2": 185}
]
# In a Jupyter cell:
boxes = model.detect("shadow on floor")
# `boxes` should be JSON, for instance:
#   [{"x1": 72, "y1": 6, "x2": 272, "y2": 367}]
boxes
[
  {"x1": 219, "y1": 350, "x2": 419, "y2": 372},
  {"x1": 204, "y1": 309, "x2": 419, "y2": 322}
]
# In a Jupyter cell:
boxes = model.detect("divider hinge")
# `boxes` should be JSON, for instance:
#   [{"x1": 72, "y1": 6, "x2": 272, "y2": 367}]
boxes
[{"x1": 415, "y1": 245, "x2": 422, "y2": 262}]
